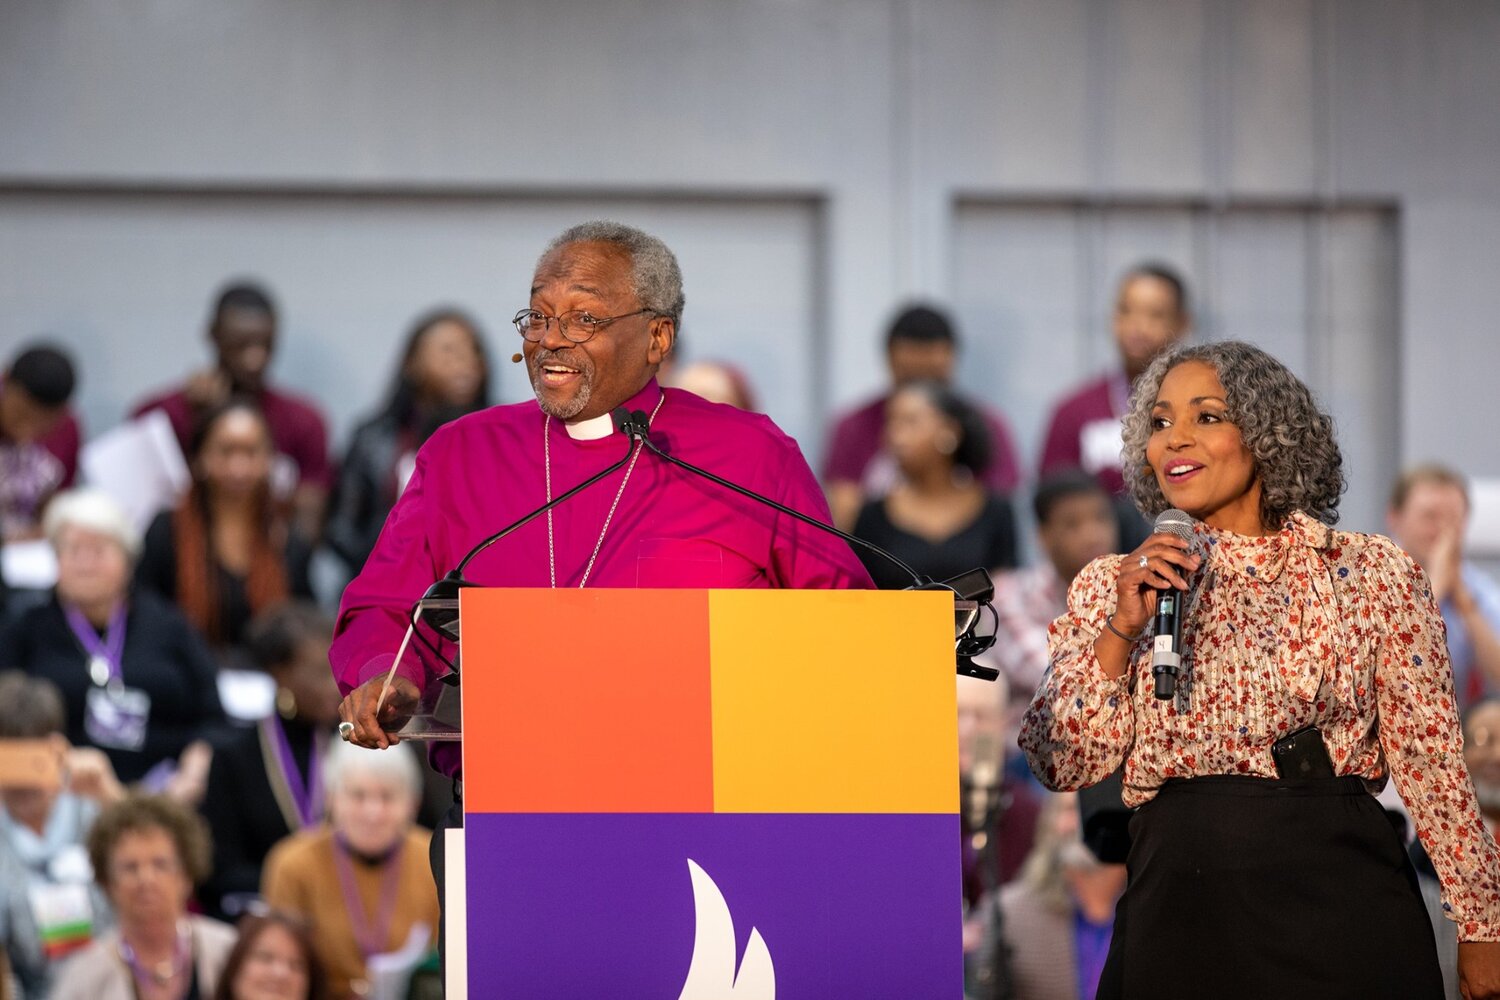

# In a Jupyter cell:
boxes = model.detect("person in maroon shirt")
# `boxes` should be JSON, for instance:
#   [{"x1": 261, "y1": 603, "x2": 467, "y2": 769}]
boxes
[
  {"x1": 131, "y1": 283, "x2": 332, "y2": 542},
  {"x1": 1037, "y1": 264, "x2": 1191, "y2": 549},
  {"x1": 0, "y1": 344, "x2": 79, "y2": 541},
  {"x1": 822, "y1": 304, "x2": 1021, "y2": 533}
]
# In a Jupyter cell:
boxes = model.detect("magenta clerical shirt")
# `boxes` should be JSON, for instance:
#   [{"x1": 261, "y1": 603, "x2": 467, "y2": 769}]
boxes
[{"x1": 331, "y1": 379, "x2": 874, "y2": 778}]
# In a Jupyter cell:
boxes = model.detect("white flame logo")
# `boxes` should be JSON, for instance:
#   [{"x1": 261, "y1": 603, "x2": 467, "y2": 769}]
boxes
[{"x1": 676, "y1": 859, "x2": 776, "y2": 999}]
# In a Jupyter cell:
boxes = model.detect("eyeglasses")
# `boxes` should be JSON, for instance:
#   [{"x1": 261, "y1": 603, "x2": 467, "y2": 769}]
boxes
[{"x1": 511, "y1": 307, "x2": 659, "y2": 345}]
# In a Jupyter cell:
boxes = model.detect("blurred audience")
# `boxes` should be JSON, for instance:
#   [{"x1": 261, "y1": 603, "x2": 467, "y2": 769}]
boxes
[
  {"x1": 998, "y1": 792, "x2": 1126, "y2": 1000},
  {"x1": 212, "y1": 912, "x2": 327, "y2": 1000},
  {"x1": 1386, "y1": 464, "x2": 1500, "y2": 711},
  {"x1": 135, "y1": 400, "x2": 313, "y2": 662},
  {"x1": 663, "y1": 359, "x2": 758, "y2": 410},
  {"x1": 201, "y1": 604, "x2": 340, "y2": 922},
  {"x1": 1, "y1": 490, "x2": 222, "y2": 791},
  {"x1": 0, "y1": 673, "x2": 122, "y2": 1000},
  {"x1": 957, "y1": 673, "x2": 1042, "y2": 904},
  {"x1": 131, "y1": 284, "x2": 331, "y2": 542},
  {"x1": 852, "y1": 381, "x2": 1017, "y2": 589},
  {"x1": 0, "y1": 345, "x2": 79, "y2": 542},
  {"x1": 985, "y1": 473, "x2": 1118, "y2": 718},
  {"x1": 261, "y1": 742, "x2": 437, "y2": 1000},
  {"x1": 822, "y1": 304, "x2": 1021, "y2": 532},
  {"x1": 1038, "y1": 263, "x2": 1191, "y2": 550},
  {"x1": 325, "y1": 310, "x2": 490, "y2": 575},
  {"x1": 51, "y1": 794, "x2": 236, "y2": 1000}
]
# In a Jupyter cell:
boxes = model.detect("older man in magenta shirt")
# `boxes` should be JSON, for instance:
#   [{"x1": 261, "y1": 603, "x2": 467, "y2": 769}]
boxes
[{"x1": 333, "y1": 221, "x2": 874, "y2": 771}]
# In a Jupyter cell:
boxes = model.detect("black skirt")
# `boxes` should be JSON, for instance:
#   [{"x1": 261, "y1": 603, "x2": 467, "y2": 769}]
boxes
[{"x1": 1096, "y1": 775, "x2": 1443, "y2": 1000}]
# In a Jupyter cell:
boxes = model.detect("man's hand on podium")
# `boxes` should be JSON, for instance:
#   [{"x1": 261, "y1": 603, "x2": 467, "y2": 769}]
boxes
[{"x1": 338, "y1": 675, "x2": 422, "y2": 749}]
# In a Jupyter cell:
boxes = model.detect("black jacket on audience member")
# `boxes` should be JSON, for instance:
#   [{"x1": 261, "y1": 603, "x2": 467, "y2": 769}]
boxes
[
  {"x1": 0, "y1": 588, "x2": 225, "y2": 782},
  {"x1": 199, "y1": 715, "x2": 319, "y2": 921},
  {"x1": 324, "y1": 410, "x2": 407, "y2": 574}
]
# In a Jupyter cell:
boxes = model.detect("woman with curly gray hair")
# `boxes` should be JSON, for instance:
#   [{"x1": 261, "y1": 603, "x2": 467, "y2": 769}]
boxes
[{"x1": 1020, "y1": 341, "x2": 1500, "y2": 999}]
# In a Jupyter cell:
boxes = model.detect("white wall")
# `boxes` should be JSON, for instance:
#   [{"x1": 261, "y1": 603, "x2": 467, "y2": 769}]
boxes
[{"x1": 2, "y1": 0, "x2": 1498, "y2": 534}]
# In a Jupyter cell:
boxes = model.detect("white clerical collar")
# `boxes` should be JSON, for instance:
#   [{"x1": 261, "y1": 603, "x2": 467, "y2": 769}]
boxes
[{"x1": 564, "y1": 412, "x2": 615, "y2": 440}]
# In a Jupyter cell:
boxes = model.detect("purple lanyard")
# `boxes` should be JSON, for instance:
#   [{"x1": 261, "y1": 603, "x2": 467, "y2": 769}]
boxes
[
  {"x1": 266, "y1": 716, "x2": 321, "y2": 828},
  {"x1": 332, "y1": 837, "x2": 405, "y2": 960},
  {"x1": 63, "y1": 603, "x2": 128, "y2": 687}
]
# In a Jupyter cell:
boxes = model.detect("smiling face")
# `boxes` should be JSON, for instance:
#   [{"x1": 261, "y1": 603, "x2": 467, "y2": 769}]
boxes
[
  {"x1": 1145, "y1": 360, "x2": 1265, "y2": 534},
  {"x1": 523, "y1": 241, "x2": 675, "y2": 421}
]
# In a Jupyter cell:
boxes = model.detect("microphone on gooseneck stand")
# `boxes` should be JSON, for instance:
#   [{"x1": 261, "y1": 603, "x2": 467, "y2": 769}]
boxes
[
  {"x1": 614, "y1": 407, "x2": 1002, "y2": 678},
  {"x1": 1150, "y1": 508, "x2": 1200, "y2": 700}
]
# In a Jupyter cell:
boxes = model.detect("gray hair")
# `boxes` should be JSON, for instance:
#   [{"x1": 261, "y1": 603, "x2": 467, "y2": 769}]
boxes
[
  {"x1": 43, "y1": 488, "x2": 143, "y2": 561},
  {"x1": 1120, "y1": 340, "x2": 1345, "y2": 529},
  {"x1": 542, "y1": 220, "x2": 686, "y2": 323},
  {"x1": 321, "y1": 739, "x2": 424, "y2": 801}
]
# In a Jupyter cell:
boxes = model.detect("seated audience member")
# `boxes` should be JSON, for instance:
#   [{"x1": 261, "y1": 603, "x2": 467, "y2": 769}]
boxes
[
  {"x1": 136, "y1": 400, "x2": 313, "y2": 661},
  {"x1": 1038, "y1": 263, "x2": 1191, "y2": 550},
  {"x1": 823, "y1": 305, "x2": 1021, "y2": 532},
  {"x1": 325, "y1": 310, "x2": 491, "y2": 575},
  {"x1": 200, "y1": 603, "x2": 340, "y2": 922},
  {"x1": 998, "y1": 792, "x2": 1126, "y2": 1000},
  {"x1": 851, "y1": 381, "x2": 1017, "y2": 589},
  {"x1": 0, "y1": 345, "x2": 78, "y2": 542},
  {"x1": 985, "y1": 472, "x2": 1118, "y2": 710},
  {"x1": 1, "y1": 490, "x2": 222, "y2": 790},
  {"x1": 261, "y1": 742, "x2": 437, "y2": 1000},
  {"x1": 51, "y1": 794, "x2": 237, "y2": 1000},
  {"x1": 663, "y1": 359, "x2": 758, "y2": 410},
  {"x1": 0, "y1": 673, "x2": 123, "y2": 999},
  {"x1": 212, "y1": 912, "x2": 327, "y2": 1000},
  {"x1": 1387, "y1": 464, "x2": 1500, "y2": 711},
  {"x1": 958, "y1": 674, "x2": 1042, "y2": 904},
  {"x1": 132, "y1": 284, "x2": 331, "y2": 542}
]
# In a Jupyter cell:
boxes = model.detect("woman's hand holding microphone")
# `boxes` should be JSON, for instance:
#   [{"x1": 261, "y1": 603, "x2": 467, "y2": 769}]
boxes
[{"x1": 1094, "y1": 533, "x2": 1202, "y2": 680}]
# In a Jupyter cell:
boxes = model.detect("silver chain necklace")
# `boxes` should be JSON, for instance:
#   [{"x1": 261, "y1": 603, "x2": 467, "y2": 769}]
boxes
[{"x1": 545, "y1": 394, "x2": 664, "y2": 588}]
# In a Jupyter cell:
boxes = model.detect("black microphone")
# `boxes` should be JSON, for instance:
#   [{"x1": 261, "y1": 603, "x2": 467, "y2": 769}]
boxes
[
  {"x1": 617, "y1": 408, "x2": 1001, "y2": 678},
  {"x1": 412, "y1": 414, "x2": 642, "y2": 641},
  {"x1": 1150, "y1": 508, "x2": 1198, "y2": 700}
]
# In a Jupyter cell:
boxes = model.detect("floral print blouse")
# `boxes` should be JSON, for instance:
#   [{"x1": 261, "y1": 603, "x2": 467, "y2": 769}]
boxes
[{"x1": 1019, "y1": 510, "x2": 1500, "y2": 940}]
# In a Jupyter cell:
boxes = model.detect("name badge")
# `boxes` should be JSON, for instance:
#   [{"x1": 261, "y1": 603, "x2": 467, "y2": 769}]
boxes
[
  {"x1": 84, "y1": 685, "x2": 150, "y2": 751},
  {"x1": 28, "y1": 882, "x2": 95, "y2": 959},
  {"x1": 1080, "y1": 417, "x2": 1125, "y2": 475}
]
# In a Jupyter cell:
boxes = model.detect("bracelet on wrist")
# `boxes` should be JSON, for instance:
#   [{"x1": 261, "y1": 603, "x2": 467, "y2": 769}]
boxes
[{"x1": 1103, "y1": 614, "x2": 1146, "y2": 642}]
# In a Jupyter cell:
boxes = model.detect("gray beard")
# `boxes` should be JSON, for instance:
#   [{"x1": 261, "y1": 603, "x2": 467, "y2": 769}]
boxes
[{"x1": 529, "y1": 349, "x2": 594, "y2": 420}]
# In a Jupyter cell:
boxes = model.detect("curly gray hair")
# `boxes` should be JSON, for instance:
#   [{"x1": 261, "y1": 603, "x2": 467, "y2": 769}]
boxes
[
  {"x1": 542, "y1": 220, "x2": 686, "y2": 323},
  {"x1": 1120, "y1": 340, "x2": 1345, "y2": 528}
]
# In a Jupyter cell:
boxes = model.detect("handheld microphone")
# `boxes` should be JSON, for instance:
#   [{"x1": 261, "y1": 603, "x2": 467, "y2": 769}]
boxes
[
  {"x1": 616, "y1": 408, "x2": 1001, "y2": 677},
  {"x1": 1150, "y1": 508, "x2": 1198, "y2": 700}
]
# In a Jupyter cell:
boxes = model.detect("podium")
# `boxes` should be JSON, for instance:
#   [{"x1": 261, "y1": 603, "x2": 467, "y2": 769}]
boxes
[{"x1": 440, "y1": 588, "x2": 962, "y2": 998}]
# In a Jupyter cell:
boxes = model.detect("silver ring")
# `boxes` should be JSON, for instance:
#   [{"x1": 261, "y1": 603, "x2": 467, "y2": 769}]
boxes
[
  {"x1": 1139, "y1": 555, "x2": 1150, "y2": 568},
  {"x1": 338, "y1": 721, "x2": 355, "y2": 742}
]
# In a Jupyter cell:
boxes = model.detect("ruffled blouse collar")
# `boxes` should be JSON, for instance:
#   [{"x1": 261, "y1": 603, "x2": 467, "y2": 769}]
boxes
[{"x1": 1197, "y1": 509, "x2": 1334, "y2": 584}]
